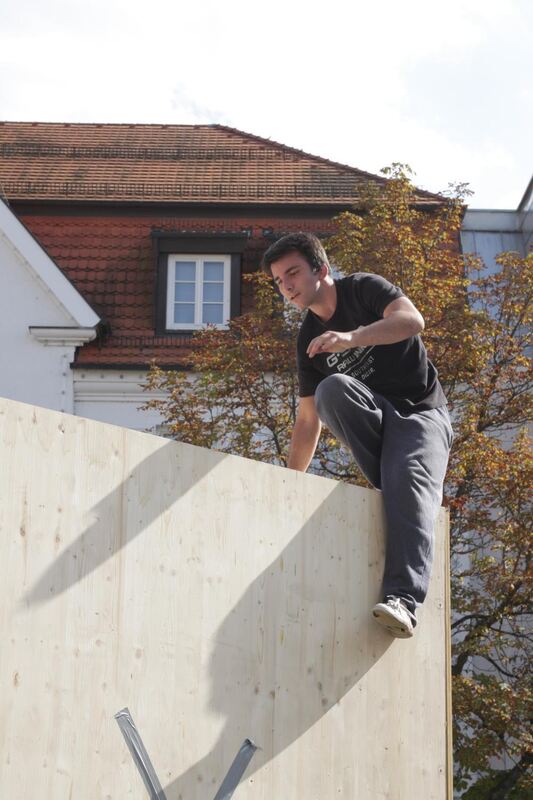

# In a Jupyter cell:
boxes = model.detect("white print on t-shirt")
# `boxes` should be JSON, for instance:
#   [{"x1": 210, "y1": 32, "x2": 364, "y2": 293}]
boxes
[
  {"x1": 326, "y1": 346, "x2": 369, "y2": 368},
  {"x1": 325, "y1": 346, "x2": 376, "y2": 383}
]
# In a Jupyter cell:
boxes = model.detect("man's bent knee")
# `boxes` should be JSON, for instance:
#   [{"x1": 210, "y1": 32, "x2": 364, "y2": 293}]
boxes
[{"x1": 315, "y1": 374, "x2": 352, "y2": 419}]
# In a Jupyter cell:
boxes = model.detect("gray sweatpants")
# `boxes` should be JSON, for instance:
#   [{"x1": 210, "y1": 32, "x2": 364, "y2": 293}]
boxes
[{"x1": 314, "y1": 374, "x2": 453, "y2": 620}]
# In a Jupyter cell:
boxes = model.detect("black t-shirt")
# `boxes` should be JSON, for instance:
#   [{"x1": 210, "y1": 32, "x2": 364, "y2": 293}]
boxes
[{"x1": 296, "y1": 273, "x2": 446, "y2": 414}]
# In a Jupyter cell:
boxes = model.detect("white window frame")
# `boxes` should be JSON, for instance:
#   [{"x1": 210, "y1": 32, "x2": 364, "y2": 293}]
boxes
[{"x1": 166, "y1": 254, "x2": 231, "y2": 330}]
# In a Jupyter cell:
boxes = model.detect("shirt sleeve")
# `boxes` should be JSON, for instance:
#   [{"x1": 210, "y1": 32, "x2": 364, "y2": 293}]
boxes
[{"x1": 353, "y1": 273, "x2": 404, "y2": 318}]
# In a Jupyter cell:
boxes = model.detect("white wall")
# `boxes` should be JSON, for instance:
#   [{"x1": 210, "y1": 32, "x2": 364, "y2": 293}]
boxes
[
  {"x1": 73, "y1": 368, "x2": 166, "y2": 432},
  {"x1": 0, "y1": 217, "x2": 165, "y2": 431},
  {"x1": 0, "y1": 232, "x2": 76, "y2": 413}
]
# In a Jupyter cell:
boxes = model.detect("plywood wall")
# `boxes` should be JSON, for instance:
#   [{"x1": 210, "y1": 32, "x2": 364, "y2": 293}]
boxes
[{"x1": 0, "y1": 397, "x2": 451, "y2": 799}]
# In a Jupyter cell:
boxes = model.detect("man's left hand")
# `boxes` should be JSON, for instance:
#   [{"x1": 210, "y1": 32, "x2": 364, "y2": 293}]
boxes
[{"x1": 307, "y1": 330, "x2": 359, "y2": 358}]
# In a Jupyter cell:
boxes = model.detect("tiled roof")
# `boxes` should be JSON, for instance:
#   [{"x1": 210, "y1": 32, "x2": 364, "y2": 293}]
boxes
[
  {"x1": 17, "y1": 211, "x2": 337, "y2": 367},
  {"x1": 7, "y1": 122, "x2": 445, "y2": 368},
  {"x1": 17, "y1": 212, "x2": 179, "y2": 366},
  {"x1": 0, "y1": 121, "x2": 442, "y2": 206}
]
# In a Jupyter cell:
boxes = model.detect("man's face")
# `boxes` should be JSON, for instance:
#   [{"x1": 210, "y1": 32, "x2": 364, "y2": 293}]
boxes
[{"x1": 270, "y1": 252, "x2": 324, "y2": 310}]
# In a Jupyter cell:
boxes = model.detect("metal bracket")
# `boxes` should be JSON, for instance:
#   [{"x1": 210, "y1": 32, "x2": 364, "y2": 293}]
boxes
[{"x1": 115, "y1": 707, "x2": 258, "y2": 799}]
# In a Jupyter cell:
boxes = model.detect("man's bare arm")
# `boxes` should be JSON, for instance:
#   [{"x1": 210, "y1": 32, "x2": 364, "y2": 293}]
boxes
[
  {"x1": 307, "y1": 296, "x2": 424, "y2": 357},
  {"x1": 287, "y1": 395, "x2": 322, "y2": 472}
]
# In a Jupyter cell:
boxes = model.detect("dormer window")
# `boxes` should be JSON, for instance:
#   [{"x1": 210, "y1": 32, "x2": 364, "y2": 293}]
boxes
[
  {"x1": 153, "y1": 232, "x2": 247, "y2": 336},
  {"x1": 166, "y1": 255, "x2": 231, "y2": 330}
]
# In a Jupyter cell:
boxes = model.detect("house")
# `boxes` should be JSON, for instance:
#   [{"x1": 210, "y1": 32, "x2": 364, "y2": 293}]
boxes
[
  {"x1": 0, "y1": 196, "x2": 100, "y2": 414},
  {"x1": 0, "y1": 121, "x2": 442, "y2": 432},
  {"x1": 461, "y1": 175, "x2": 533, "y2": 269}
]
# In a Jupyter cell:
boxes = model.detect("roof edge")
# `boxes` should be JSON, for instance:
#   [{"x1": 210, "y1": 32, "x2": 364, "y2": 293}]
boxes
[
  {"x1": 213, "y1": 124, "x2": 445, "y2": 202},
  {"x1": 0, "y1": 119, "x2": 445, "y2": 204},
  {"x1": 518, "y1": 175, "x2": 533, "y2": 212}
]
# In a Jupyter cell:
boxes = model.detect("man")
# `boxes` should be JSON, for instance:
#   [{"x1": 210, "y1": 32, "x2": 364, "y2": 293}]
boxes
[{"x1": 262, "y1": 232, "x2": 453, "y2": 638}]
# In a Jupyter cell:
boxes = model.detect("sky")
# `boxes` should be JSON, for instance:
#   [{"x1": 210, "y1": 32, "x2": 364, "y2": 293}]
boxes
[{"x1": 1, "y1": 0, "x2": 531, "y2": 209}]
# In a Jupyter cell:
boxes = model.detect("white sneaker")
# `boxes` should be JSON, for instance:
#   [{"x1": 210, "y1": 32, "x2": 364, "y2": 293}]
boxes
[{"x1": 372, "y1": 597, "x2": 415, "y2": 638}]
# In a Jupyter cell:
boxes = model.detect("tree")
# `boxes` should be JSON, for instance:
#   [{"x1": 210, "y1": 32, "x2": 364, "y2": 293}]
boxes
[
  {"x1": 143, "y1": 269, "x2": 359, "y2": 482},
  {"x1": 446, "y1": 252, "x2": 532, "y2": 798},
  {"x1": 142, "y1": 166, "x2": 532, "y2": 797}
]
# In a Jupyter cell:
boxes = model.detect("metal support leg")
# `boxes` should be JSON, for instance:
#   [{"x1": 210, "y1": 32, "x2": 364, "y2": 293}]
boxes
[
  {"x1": 115, "y1": 708, "x2": 167, "y2": 799},
  {"x1": 115, "y1": 707, "x2": 258, "y2": 799}
]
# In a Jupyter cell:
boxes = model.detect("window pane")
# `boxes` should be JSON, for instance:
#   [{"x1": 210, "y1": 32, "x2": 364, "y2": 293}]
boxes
[
  {"x1": 203, "y1": 303, "x2": 223, "y2": 324},
  {"x1": 174, "y1": 282, "x2": 195, "y2": 302},
  {"x1": 174, "y1": 303, "x2": 195, "y2": 323},
  {"x1": 175, "y1": 261, "x2": 196, "y2": 281},
  {"x1": 204, "y1": 261, "x2": 224, "y2": 281},
  {"x1": 203, "y1": 282, "x2": 223, "y2": 302}
]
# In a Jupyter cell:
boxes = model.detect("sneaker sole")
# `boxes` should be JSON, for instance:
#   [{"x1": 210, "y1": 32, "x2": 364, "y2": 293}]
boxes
[{"x1": 372, "y1": 608, "x2": 414, "y2": 638}]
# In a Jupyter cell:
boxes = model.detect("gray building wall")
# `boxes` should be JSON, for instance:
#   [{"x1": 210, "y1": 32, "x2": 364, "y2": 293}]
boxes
[{"x1": 461, "y1": 176, "x2": 532, "y2": 269}]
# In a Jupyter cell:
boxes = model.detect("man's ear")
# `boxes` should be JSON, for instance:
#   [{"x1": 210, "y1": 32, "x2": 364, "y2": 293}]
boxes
[{"x1": 319, "y1": 262, "x2": 329, "y2": 279}]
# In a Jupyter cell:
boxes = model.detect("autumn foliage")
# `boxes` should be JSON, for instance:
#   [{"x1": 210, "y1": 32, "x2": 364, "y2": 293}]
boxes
[{"x1": 143, "y1": 166, "x2": 532, "y2": 797}]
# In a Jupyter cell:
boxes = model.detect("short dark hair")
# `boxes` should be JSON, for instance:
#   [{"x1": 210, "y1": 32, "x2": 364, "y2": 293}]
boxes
[{"x1": 261, "y1": 232, "x2": 330, "y2": 276}]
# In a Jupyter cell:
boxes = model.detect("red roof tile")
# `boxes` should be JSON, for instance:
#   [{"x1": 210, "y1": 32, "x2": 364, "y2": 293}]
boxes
[
  {"x1": 0, "y1": 121, "x2": 442, "y2": 206},
  {"x1": 17, "y1": 211, "x2": 340, "y2": 367},
  {"x1": 6, "y1": 122, "x2": 445, "y2": 368}
]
